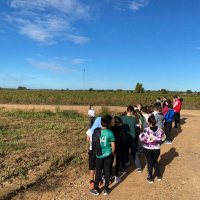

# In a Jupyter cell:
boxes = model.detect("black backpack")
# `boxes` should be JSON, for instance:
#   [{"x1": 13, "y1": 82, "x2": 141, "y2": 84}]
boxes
[{"x1": 92, "y1": 128, "x2": 102, "y2": 158}]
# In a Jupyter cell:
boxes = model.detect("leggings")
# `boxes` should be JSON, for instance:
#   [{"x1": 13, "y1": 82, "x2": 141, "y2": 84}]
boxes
[
  {"x1": 164, "y1": 121, "x2": 172, "y2": 141},
  {"x1": 173, "y1": 112, "x2": 180, "y2": 128},
  {"x1": 89, "y1": 117, "x2": 95, "y2": 128},
  {"x1": 111, "y1": 148, "x2": 123, "y2": 177},
  {"x1": 143, "y1": 148, "x2": 161, "y2": 179},
  {"x1": 94, "y1": 154, "x2": 112, "y2": 190}
]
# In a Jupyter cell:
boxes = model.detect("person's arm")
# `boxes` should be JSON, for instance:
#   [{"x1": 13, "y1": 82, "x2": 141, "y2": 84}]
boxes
[
  {"x1": 139, "y1": 129, "x2": 148, "y2": 142},
  {"x1": 173, "y1": 101, "x2": 178, "y2": 108},
  {"x1": 111, "y1": 142, "x2": 115, "y2": 156},
  {"x1": 87, "y1": 135, "x2": 90, "y2": 142}
]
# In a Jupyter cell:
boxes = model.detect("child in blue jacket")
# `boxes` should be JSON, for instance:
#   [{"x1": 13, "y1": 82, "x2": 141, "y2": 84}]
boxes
[{"x1": 164, "y1": 104, "x2": 174, "y2": 144}]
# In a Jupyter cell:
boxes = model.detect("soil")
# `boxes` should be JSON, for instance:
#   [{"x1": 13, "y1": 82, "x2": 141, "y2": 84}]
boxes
[{"x1": 0, "y1": 105, "x2": 200, "y2": 200}]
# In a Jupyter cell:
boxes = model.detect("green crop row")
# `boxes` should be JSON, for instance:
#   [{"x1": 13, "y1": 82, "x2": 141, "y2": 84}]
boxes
[{"x1": 0, "y1": 90, "x2": 199, "y2": 109}]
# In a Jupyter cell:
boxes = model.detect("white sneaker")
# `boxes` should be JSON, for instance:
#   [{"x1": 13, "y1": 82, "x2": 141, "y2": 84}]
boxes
[
  {"x1": 126, "y1": 162, "x2": 130, "y2": 167},
  {"x1": 102, "y1": 177, "x2": 111, "y2": 185},
  {"x1": 114, "y1": 176, "x2": 121, "y2": 184}
]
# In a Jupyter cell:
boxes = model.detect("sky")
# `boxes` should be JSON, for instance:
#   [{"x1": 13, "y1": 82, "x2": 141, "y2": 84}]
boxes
[{"x1": 0, "y1": 0, "x2": 200, "y2": 91}]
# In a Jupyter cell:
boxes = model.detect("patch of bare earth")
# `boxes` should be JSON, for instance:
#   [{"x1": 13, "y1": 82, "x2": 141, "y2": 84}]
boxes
[{"x1": 0, "y1": 105, "x2": 200, "y2": 200}]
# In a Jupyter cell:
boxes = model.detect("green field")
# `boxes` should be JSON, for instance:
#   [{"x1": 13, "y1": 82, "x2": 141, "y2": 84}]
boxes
[{"x1": 0, "y1": 90, "x2": 199, "y2": 109}]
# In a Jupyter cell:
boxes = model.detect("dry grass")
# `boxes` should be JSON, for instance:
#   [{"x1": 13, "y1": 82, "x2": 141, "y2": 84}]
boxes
[{"x1": 0, "y1": 107, "x2": 90, "y2": 199}]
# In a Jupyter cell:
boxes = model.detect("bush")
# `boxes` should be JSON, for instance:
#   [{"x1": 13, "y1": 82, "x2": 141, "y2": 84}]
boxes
[{"x1": 97, "y1": 106, "x2": 110, "y2": 117}]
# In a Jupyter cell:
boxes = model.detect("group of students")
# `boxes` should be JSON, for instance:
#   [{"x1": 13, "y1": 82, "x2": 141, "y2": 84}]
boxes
[{"x1": 86, "y1": 95, "x2": 183, "y2": 196}]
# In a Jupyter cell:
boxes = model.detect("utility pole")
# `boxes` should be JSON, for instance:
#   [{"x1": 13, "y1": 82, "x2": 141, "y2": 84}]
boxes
[{"x1": 83, "y1": 69, "x2": 85, "y2": 91}]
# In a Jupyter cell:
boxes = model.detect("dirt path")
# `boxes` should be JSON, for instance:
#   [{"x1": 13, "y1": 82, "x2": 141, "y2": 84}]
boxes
[
  {"x1": 1, "y1": 105, "x2": 200, "y2": 200},
  {"x1": 1, "y1": 104, "x2": 200, "y2": 117}
]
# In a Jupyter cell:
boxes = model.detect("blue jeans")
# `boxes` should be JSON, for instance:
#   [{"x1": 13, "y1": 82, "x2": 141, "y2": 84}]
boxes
[{"x1": 122, "y1": 140, "x2": 141, "y2": 169}]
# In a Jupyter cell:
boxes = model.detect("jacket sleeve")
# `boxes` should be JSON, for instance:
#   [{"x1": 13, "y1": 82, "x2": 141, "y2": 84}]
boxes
[
  {"x1": 161, "y1": 130, "x2": 166, "y2": 142},
  {"x1": 139, "y1": 128, "x2": 148, "y2": 142},
  {"x1": 173, "y1": 101, "x2": 178, "y2": 108}
]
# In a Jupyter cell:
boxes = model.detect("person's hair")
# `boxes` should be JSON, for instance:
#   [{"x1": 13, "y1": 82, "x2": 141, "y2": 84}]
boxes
[
  {"x1": 163, "y1": 96, "x2": 167, "y2": 99},
  {"x1": 141, "y1": 107, "x2": 147, "y2": 113},
  {"x1": 148, "y1": 116, "x2": 157, "y2": 127},
  {"x1": 136, "y1": 109, "x2": 144, "y2": 120},
  {"x1": 166, "y1": 99, "x2": 172, "y2": 105},
  {"x1": 138, "y1": 103, "x2": 142, "y2": 107},
  {"x1": 89, "y1": 105, "x2": 93, "y2": 110},
  {"x1": 157, "y1": 106, "x2": 162, "y2": 112},
  {"x1": 127, "y1": 105, "x2": 134, "y2": 113},
  {"x1": 168, "y1": 104, "x2": 173, "y2": 109},
  {"x1": 114, "y1": 116, "x2": 122, "y2": 126},
  {"x1": 157, "y1": 97, "x2": 160, "y2": 100},
  {"x1": 174, "y1": 95, "x2": 178, "y2": 99},
  {"x1": 153, "y1": 105, "x2": 158, "y2": 111},
  {"x1": 101, "y1": 117, "x2": 109, "y2": 127},
  {"x1": 120, "y1": 111, "x2": 127, "y2": 117},
  {"x1": 105, "y1": 115, "x2": 112, "y2": 123},
  {"x1": 155, "y1": 102, "x2": 161, "y2": 107},
  {"x1": 148, "y1": 106, "x2": 154, "y2": 113},
  {"x1": 132, "y1": 110, "x2": 139, "y2": 124}
]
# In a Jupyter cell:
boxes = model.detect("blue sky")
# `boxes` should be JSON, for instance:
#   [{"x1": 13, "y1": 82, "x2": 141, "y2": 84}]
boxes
[{"x1": 0, "y1": 0, "x2": 200, "y2": 91}]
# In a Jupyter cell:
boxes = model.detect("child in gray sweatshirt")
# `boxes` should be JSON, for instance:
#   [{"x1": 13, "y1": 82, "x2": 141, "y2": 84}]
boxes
[{"x1": 154, "y1": 106, "x2": 165, "y2": 129}]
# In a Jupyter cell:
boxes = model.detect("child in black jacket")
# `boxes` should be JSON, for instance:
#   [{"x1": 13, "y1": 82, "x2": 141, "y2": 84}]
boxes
[{"x1": 111, "y1": 116, "x2": 126, "y2": 184}]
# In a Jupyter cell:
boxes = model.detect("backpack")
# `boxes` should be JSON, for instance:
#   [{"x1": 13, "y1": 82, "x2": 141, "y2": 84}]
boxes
[{"x1": 92, "y1": 128, "x2": 102, "y2": 158}]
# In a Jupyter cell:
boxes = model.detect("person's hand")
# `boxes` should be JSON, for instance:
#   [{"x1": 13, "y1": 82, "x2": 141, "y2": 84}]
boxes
[{"x1": 112, "y1": 152, "x2": 115, "y2": 156}]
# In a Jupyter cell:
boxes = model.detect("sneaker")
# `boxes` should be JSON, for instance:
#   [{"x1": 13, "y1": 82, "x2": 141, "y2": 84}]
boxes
[
  {"x1": 90, "y1": 180, "x2": 94, "y2": 187},
  {"x1": 126, "y1": 162, "x2": 130, "y2": 167},
  {"x1": 120, "y1": 169, "x2": 127, "y2": 174},
  {"x1": 104, "y1": 189, "x2": 110, "y2": 196},
  {"x1": 157, "y1": 176, "x2": 162, "y2": 181},
  {"x1": 172, "y1": 126, "x2": 177, "y2": 129},
  {"x1": 138, "y1": 168, "x2": 142, "y2": 173},
  {"x1": 147, "y1": 178, "x2": 153, "y2": 183},
  {"x1": 102, "y1": 178, "x2": 111, "y2": 185},
  {"x1": 90, "y1": 188, "x2": 99, "y2": 196},
  {"x1": 165, "y1": 140, "x2": 172, "y2": 144},
  {"x1": 114, "y1": 176, "x2": 121, "y2": 184}
]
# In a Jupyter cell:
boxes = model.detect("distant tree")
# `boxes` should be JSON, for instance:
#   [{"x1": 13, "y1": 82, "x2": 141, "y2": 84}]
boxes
[
  {"x1": 197, "y1": 92, "x2": 200, "y2": 95},
  {"x1": 135, "y1": 83, "x2": 144, "y2": 93},
  {"x1": 89, "y1": 88, "x2": 93, "y2": 92},
  {"x1": 186, "y1": 90, "x2": 192, "y2": 94},
  {"x1": 66, "y1": 88, "x2": 69, "y2": 91},
  {"x1": 146, "y1": 90, "x2": 151, "y2": 93},
  {"x1": 17, "y1": 86, "x2": 27, "y2": 90},
  {"x1": 161, "y1": 89, "x2": 168, "y2": 94},
  {"x1": 116, "y1": 89, "x2": 122, "y2": 93}
]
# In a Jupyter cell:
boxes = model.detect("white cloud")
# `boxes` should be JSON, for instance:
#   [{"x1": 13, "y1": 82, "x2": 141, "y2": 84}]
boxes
[
  {"x1": 27, "y1": 58, "x2": 77, "y2": 73},
  {"x1": 4, "y1": 0, "x2": 91, "y2": 45},
  {"x1": 129, "y1": 0, "x2": 149, "y2": 11},
  {"x1": 37, "y1": 54, "x2": 42, "y2": 57},
  {"x1": 71, "y1": 58, "x2": 84, "y2": 65},
  {"x1": 1, "y1": 74, "x2": 34, "y2": 82},
  {"x1": 196, "y1": 47, "x2": 200, "y2": 50},
  {"x1": 0, "y1": 29, "x2": 5, "y2": 33},
  {"x1": 66, "y1": 35, "x2": 91, "y2": 45},
  {"x1": 114, "y1": 0, "x2": 149, "y2": 11}
]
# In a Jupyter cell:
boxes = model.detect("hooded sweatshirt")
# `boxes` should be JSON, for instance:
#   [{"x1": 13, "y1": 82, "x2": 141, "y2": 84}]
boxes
[
  {"x1": 155, "y1": 113, "x2": 165, "y2": 129},
  {"x1": 86, "y1": 117, "x2": 102, "y2": 150}
]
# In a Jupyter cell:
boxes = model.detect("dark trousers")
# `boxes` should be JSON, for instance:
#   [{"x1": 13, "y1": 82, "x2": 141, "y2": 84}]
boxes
[
  {"x1": 111, "y1": 148, "x2": 123, "y2": 177},
  {"x1": 164, "y1": 121, "x2": 172, "y2": 141},
  {"x1": 174, "y1": 112, "x2": 180, "y2": 128},
  {"x1": 143, "y1": 148, "x2": 161, "y2": 179},
  {"x1": 89, "y1": 117, "x2": 95, "y2": 128},
  {"x1": 135, "y1": 127, "x2": 140, "y2": 151},
  {"x1": 178, "y1": 112, "x2": 181, "y2": 124},
  {"x1": 122, "y1": 140, "x2": 141, "y2": 169},
  {"x1": 94, "y1": 154, "x2": 112, "y2": 190}
]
